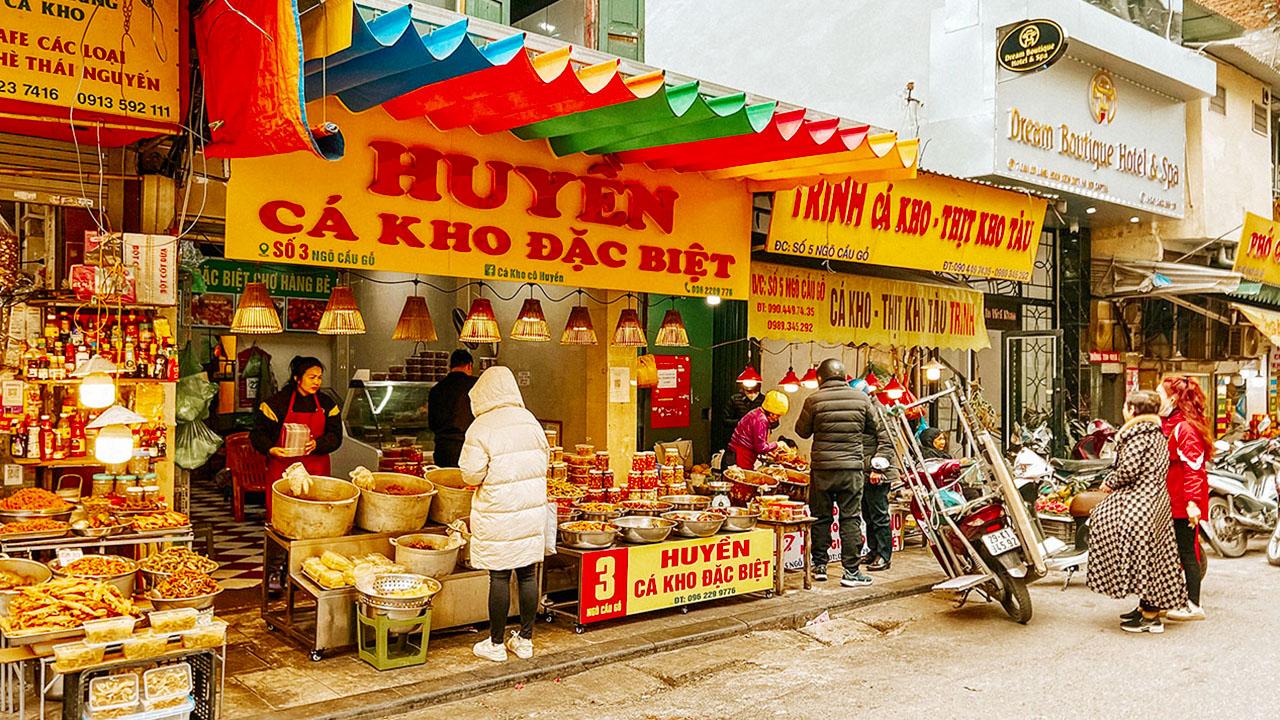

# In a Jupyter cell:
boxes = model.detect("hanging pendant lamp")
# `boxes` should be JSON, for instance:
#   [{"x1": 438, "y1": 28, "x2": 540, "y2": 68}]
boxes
[
  {"x1": 392, "y1": 295, "x2": 437, "y2": 342},
  {"x1": 923, "y1": 357, "x2": 946, "y2": 382},
  {"x1": 779, "y1": 367, "x2": 801, "y2": 393},
  {"x1": 561, "y1": 299, "x2": 598, "y2": 346},
  {"x1": 863, "y1": 372, "x2": 882, "y2": 392},
  {"x1": 655, "y1": 308, "x2": 689, "y2": 347},
  {"x1": 317, "y1": 285, "x2": 366, "y2": 335},
  {"x1": 230, "y1": 282, "x2": 282, "y2": 334},
  {"x1": 612, "y1": 308, "x2": 647, "y2": 347},
  {"x1": 882, "y1": 376, "x2": 907, "y2": 402},
  {"x1": 736, "y1": 365, "x2": 762, "y2": 389},
  {"x1": 800, "y1": 366, "x2": 820, "y2": 390},
  {"x1": 459, "y1": 297, "x2": 502, "y2": 343},
  {"x1": 511, "y1": 298, "x2": 551, "y2": 341}
]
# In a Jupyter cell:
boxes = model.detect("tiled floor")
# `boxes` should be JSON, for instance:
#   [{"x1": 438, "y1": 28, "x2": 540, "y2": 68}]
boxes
[{"x1": 189, "y1": 480, "x2": 265, "y2": 591}]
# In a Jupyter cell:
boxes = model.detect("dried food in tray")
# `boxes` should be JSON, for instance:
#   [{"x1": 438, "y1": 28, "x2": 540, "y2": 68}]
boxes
[
  {"x1": 147, "y1": 608, "x2": 199, "y2": 634},
  {"x1": 83, "y1": 616, "x2": 137, "y2": 644},
  {"x1": 2, "y1": 578, "x2": 138, "y2": 636},
  {"x1": 122, "y1": 630, "x2": 170, "y2": 660},
  {"x1": 143, "y1": 663, "x2": 192, "y2": 703},
  {"x1": 0, "y1": 518, "x2": 70, "y2": 538},
  {"x1": 51, "y1": 641, "x2": 105, "y2": 672},
  {"x1": 180, "y1": 620, "x2": 226, "y2": 650},
  {"x1": 140, "y1": 548, "x2": 217, "y2": 575},
  {"x1": 89, "y1": 673, "x2": 139, "y2": 712}
]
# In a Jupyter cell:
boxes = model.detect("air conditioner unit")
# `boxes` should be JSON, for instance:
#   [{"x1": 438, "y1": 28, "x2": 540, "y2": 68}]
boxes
[{"x1": 1228, "y1": 325, "x2": 1263, "y2": 358}]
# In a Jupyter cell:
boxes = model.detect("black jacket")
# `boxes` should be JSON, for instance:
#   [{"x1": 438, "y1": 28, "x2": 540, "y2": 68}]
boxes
[
  {"x1": 721, "y1": 391, "x2": 764, "y2": 433},
  {"x1": 428, "y1": 371, "x2": 478, "y2": 449},
  {"x1": 795, "y1": 377, "x2": 892, "y2": 472},
  {"x1": 249, "y1": 387, "x2": 343, "y2": 457}
]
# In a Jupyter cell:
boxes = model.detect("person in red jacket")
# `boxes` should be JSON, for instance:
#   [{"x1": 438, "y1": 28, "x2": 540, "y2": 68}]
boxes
[
  {"x1": 728, "y1": 391, "x2": 789, "y2": 469},
  {"x1": 1158, "y1": 376, "x2": 1212, "y2": 622}
]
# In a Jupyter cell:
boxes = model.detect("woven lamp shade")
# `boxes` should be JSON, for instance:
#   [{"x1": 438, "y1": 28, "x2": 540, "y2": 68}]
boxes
[
  {"x1": 655, "y1": 309, "x2": 689, "y2": 347},
  {"x1": 230, "y1": 282, "x2": 282, "y2": 334},
  {"x1": 392, "y1": 295, "x2": 437, "y2": 342},
  {"x1": 560, "y1": 305, "x2": 598, "y2": 345},
  {"x1": 511, "y1": 298, "x2": 551, "y2": 341},
  {"x1": 611, "y1": 308, "x2": 647, "y2": 347},
  {"x1": 317, "y1": 286, "x2": 366, "y2": 335},
  {"x1": 460, "y1": 298, "x2": 502, "y2": 343}
]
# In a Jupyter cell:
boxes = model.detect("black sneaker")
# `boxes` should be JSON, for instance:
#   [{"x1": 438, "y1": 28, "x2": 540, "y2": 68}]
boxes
[
  {"x1": 812, "y1": 565, "x2": 828, "y2": 582},
  {"x1": 840, "y1": 570, "x2": 873, "y2": 588},
  {"x1": 865, "y1": 558, "x2": 891, "y2": 572},
  {"x1": 1120, "y1": 607, "x2": 1143, "y2": 622},
  {"x1": 1120, "y1": 615, "x2": 1164, "y2": 634}
]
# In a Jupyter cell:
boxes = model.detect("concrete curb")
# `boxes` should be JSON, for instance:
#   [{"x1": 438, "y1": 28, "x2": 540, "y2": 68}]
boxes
[{"x1": 258, "y1": 576, "x2": 934, "y2": 720}]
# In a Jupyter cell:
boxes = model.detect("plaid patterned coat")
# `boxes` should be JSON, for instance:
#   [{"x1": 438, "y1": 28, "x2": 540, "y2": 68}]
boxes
[{"x1": 1086, "y1": 416, "x2": 1189, "y2": 609}]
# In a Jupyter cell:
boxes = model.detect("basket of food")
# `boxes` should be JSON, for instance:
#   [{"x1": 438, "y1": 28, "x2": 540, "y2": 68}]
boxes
[
  {"x1": 657, "y1": 495, "x2": 711, "y2": 512},
  {"x1": 573, "y1": 501, "x2": 624, "y2": 522},
  {"x1": 139, "y1": 548, "x2": 219, "y2": 589},
  {"x1": 0, "y1": 488, "x2": 73, "y2": 523},
  {"x1": 271, "y1": 464, "x2": 360, "y2": 540},
  {"x1": 1, "y1": 577, "x2": 138, "y2": 638},
  {"x1": 301, "y1": 551, "x2": 405, "y2": 590},
  {"x1": 760, "y1": 465, "x2": 809, "y2": 502},
  {"x1": 558, "y1": 521, "x2": 619, "y2": 550},
  {"x1": 612, "y1": 515, "x2": 675, "y2": 544},
  {"x1": 662, "y1": 510, "x2": 726, "y2": 538},
  {"x1": 0, "y1": 558, "x2": 52, "y2": 615},
  {"x1": 351, "y1": 468, "x2": 437, "y2": 533},
  {"x1": 0, "y1": 517, "x2": 70, "y2": 541},
  {"x1": 721, "y1": 506, "x2": 760, "y2": 532},
  {"x1": 146, "y1": 570, "x2": 222, "y2": 611},
  {"x1": 49, "y1": 555, "x2": 137, "y2": 597}
]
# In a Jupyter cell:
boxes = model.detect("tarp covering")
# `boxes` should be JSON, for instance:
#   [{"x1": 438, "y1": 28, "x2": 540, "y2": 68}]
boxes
[
  {"x1": 1092, "y1": 259, "x2": 1244, "y2": 297},
  {"x1": 1234, "y1": 304, "x2": 1280, "y2": 347}
]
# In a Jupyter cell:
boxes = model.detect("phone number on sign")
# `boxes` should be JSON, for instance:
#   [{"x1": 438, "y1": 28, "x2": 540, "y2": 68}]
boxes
[
  {"x1": 765, "y1": 319, "x2": 814, "y2": 334},
  {"x1": 672, "y1": 587, "x2": 738, "y2": 605}
]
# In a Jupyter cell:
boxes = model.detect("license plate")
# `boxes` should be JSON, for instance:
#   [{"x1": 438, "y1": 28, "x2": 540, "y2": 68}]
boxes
[{"x1": 981, "y1": 528, "x2": 1020, "y2": 556}]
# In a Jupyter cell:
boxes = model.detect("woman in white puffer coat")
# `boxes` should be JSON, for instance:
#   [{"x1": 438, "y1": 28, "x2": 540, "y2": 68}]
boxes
[{"x1": 459, "y1": 366, "x2": 549, "y2": 662}]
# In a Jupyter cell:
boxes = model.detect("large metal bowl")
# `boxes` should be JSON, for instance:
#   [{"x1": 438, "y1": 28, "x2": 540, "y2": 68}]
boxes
[
  {"x1": 71, "y1": 522, "x2": 130, "y2": 539},
  {"x1": 0, "y1": 558, "x2": 52, "y2": 616},
  {"x1": 573, "y1": 502, "x2": 624, "y2": 522},
  {"x1": 146, "y1": 587, "x2": 223, "y2": 611},
  {"x1": 0, "y1": 507, "x2": 74, "y2": 524},
  {"x1": 620, "y1": 500, "x2": 674, "y2": 517},
  {"x1": 49, "y1": 555, "x2": 137, "y2": 598},
  {"x1": 558, "y1": 521, "x2": 619, "y2": 550},
  {"x1": 658, "y1": 495, "x2": 711, "y2": 512},
  {"x1": 612, "y1": 515, "x2": 675, "y2": 544},
  {"x1": 662, "y1": 511, "x2": 725, "y2": 538},
  {"x1": 721, "y1": 507, "x2": 760, "y2": 532}
]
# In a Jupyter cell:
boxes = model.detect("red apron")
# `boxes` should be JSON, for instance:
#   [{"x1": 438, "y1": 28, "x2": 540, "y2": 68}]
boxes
[{"x1": 266, "y1": 391, "x2": 331, "y2": 481}]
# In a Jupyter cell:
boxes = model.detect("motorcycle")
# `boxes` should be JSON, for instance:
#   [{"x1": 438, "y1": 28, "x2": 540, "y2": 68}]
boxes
[
  {"x1": 1204, "y1": 437, "x2": 1280, "y2": 558},
  {"x1": 886, "y1": 384, "x2": 1044, "y2": 624},
  {"x1": 1269, "y1": 468, "x2": 1280, "y2": 566}
]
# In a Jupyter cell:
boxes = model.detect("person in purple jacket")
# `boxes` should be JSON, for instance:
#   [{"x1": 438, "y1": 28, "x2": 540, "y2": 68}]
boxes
[{"x1": 728, "y1": 390, "x2": 790, "y2": 468}]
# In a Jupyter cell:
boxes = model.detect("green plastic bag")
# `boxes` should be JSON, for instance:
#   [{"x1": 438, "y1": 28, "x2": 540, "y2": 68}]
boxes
[{"x1": 176, "y1": 372, "x2": 218, "y2": 424}]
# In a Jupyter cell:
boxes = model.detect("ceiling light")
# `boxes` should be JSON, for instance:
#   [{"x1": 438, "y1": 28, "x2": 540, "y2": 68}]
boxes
[
  {"x1": 392, "y1": 295, "x2": 437, "y2": 342},
  {"x1": 923, "y1": 358, "x2": 946, "y2": 382},
  {"x1": 705, "y1": 294, "x2": 722, "y2": 306},
  {"x1": 317, "y1": 286, "x2": 366, "y2": 335},
  {"x1": 655, "y1": 308, "x2": 689, "y2": 347},
  {"x1": 736, "y1": 366, "x2": 762, "y2": 389},
  {"x1": 800, "y1": 366, "x2": 820, "y2": 390},
  {"x1": 230, "y1": 282, "x2": 282, "y2": 334},
  {"x1": 1129, "y1": 216, "x2": 1140, "y2": 223},
  {"x1": 510, "y1": 298, "x2": 551, "y2": 341},
  {"x1": 560, "y1": 303, "x2": 598, "y2": 346},
  {"x1": 779, "y1": 367, "x2": 801, "y2": 393},
  {"x1": 611, "y1": 308, "x2": 647, "y2": 347},
  {"x1": 1085, "y1": 207, "x2": 1097, "y2": 215},
  {"x1": 459, "y1": 298, "x2": 502, "y2": 343}
]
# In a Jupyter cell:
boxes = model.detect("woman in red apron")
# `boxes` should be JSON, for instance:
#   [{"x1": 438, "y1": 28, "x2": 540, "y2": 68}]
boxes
[{"x1": 250, "y1": 356, "x2": 343, "y2": 485}]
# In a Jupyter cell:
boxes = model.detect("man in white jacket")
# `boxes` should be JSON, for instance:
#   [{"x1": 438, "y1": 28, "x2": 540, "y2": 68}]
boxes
[{"x1": 460, "y1": 366, "x2": 550, "y2": 662}]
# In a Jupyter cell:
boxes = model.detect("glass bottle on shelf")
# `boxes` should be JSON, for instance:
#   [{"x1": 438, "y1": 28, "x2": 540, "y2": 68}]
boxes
[
  {"x1": 25, "y1": 415, "x2": 40, "y2": 460},
  {"x1": 69, "y1": 408, "x2": 86, "y2": 457},
  {"x1": 9, "y1": 416, "x2": 26, "y2": 458},
  {"x1": 38, "y1": 414, "x2": 53, "y2": 461}
]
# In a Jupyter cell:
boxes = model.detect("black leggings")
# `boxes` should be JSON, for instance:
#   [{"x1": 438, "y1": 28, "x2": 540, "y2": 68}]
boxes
[
  {"x1": 1173, "y1": 519, "x2": 1202, "y2": 605},
  {"x1": 488, "y1": 565, "x2": 537, "y2": 644}
]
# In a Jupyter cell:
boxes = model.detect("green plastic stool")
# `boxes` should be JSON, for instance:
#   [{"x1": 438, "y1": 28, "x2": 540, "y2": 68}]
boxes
[{"x1": 356, "y1": 605, "x2": 431, "y2": 671}]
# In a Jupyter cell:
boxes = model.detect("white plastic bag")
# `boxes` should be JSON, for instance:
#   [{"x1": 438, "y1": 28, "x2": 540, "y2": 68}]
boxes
[{"x1": 544, "y1": 502, "x2": 558, "y2": 556}]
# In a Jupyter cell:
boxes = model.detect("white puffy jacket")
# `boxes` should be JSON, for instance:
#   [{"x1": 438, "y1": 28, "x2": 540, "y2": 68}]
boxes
[{"x1": 459, "y1": 366, "x2": 549, "y2": 571}]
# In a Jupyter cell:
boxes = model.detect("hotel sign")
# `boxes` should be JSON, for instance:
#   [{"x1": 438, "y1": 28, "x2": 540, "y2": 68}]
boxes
[{"x1": 997, "y1": 20, "x2": 1068, "y2": 74}]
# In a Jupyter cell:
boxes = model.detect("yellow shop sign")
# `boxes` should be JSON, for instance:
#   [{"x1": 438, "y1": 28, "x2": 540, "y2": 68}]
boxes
[
  {"x1": 226, "y1": 106, "x2": 752, "y2": 299},
  {"x1": 749, "y1": 263, "x2": 990, "y2": 351},
  {"x1": 767, "y1": 173, "x2": 1046, "y2": 282},
  {"x1": 1233, "y1": 212, "x2": 1280, "y2": 286}
]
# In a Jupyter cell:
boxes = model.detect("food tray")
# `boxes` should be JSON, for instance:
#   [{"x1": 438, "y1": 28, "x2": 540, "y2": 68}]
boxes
[
  {"x1": 0, "y1": 527, "x2": 71, "y2": 541},
  {"x1": 128, "y1": 525, "x2": 193, "y2": 538},
  {"x1": 88, "y1": 672, "x2": 139, "y2": 713},
  {"x1": 72, "y1": 524, "x2": 131, "y2": 538},
  {"x1": 143, "y1": 662, "x2": 192, "y2": 702}
]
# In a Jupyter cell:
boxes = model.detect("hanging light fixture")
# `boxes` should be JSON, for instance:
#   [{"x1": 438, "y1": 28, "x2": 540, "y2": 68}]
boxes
[
  {"x1": 883, "y1": 376, "x2": 907, "y2": 402},
  {"x1": 87, "y1": 405, "x2": 146, "y2": 465},
  {"x1": 655, "y1": 307, "x2": 689, "y2": 347},
  {"x1": 392, "y1": 285, "x2": 437, "y2": 342},
  {"x1": 511, "y1": 297, "x2": 551, "y2": 342},
  {"x1": 72, "y1": 355, "x2": 118, "y2": 409},
  {"x1": 923, "y1": 357, "x2": 946, "y2": 382},
  {"x1": 779, "y1": 368, "x2": 801, "y2": 393},
  {"x1": 705, "y1": 295, "x2": 722, "y2": 306},
  {"x1": 736, "y1": 366, "x2": 762, "y2": 389},
  {"x1": 612, "y1": 295, "x2": 647, "y2": 347},
  {"x1": 863, "y1": 372, "x2": 881, "y2": 392},
  {"x1": 459, "y1": 296, "x2": 502, "y2": 343},
  {"x1": 800, "y1": 366, "x2": 820, "y2": 390},
  {"x1": 317, "y1": 285, "x2": 366, "y2": 335},
  {"x1": 560, "y1": 292, "x2": 598, "y2": 345},
  {"x1": 230, "y1": 282, "x2": 282, "y2": 334}
]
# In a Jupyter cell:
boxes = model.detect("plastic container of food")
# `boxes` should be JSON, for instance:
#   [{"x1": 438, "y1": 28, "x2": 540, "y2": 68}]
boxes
[
  {"x1": 51, "y1": 642, "x2": 104, "y2": 671},
  {"x1": 88, "y1": 673, "x2": 139, "y2": 717},
  {"x1": 180, "y1": 620, "x2": 226, "y2": 650},
  {"x1": 122, "y1": 630, "x2": 170, "y2": 660},
  {"x1": 148, "y1": 608, "x2": 199, "y2": 634},
  {"x1": 143, "y1": 663, "x2": 192, "y2": 704},
  {"x1": 82, "y1": 615, "x2": 136, "y2": 644}
]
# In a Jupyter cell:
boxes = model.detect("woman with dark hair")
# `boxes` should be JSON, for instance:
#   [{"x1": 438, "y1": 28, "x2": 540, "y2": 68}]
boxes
[
  {"x1": 1158, "y1": 376, "x2": 1212, "y2": 622},
  {"x1": 250, "y1": 356, "x2": 343, "y2": 481},
  {"x1": 1086, "y1": 391, "x2": 1187, "y2": 634}
]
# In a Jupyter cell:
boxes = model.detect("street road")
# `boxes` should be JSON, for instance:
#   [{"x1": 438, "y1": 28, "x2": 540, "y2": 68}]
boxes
[{"x1": 384, "y1": 544, "x2": 1279, "y2": 720}]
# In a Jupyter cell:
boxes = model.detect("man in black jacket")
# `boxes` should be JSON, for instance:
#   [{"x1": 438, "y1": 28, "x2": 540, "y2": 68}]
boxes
[
  {"x1": 720, "y1": 382, "x2": 764, "y2": 456},
  {"x1": 795, "y1": 359, "x2": 893, "y2": 587},
  {"x1": 428, "y1": 350, "x2": 478, "y2": 468},
  {"x1": 861, "y1": 399, "x2": 898, "y2": 572}
]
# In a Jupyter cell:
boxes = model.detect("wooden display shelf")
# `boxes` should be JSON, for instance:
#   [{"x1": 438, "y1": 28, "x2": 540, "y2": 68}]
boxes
[
  {"x1": 24, "y1": 379, "x2": 175, "y2": 386},
  {"x1": 11, "y1": 456, "x2": 103, "y2": 468},
  {"x1": 23, "y1": 295, "x2": 174, "y2": 310}
]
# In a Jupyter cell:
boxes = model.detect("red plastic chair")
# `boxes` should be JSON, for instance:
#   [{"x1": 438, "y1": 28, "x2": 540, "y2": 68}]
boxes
[{"x1": 226, "y1": 432, "x2": 272, "y2": 523}]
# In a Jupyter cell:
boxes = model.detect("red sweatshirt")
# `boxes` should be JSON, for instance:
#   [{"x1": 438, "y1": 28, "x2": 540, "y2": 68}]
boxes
[{"x1": 1162, "y1": 412, "x2": 1210, "y2": 518}]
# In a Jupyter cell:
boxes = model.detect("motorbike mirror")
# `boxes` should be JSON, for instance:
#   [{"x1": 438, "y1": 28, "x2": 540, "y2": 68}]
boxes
[{"x1": 1214, "y1": 440, "x2": 1231, "y2": 454}]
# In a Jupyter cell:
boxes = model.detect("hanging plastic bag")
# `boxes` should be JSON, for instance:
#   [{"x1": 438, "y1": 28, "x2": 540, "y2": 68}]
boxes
[
  {"x1": 176, "y1": 372, "x2": 218, "y2": 423},
  {"x1": 175, "y1": 420, "x2": 223, "y2": 469}
]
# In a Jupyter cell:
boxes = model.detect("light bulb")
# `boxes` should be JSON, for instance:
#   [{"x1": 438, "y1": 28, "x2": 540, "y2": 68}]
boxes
[
  {"x1": 925, "y1": 366, "x2": 942, "y2": 382},
  {"x1": 94, "y1": 425, "x2": 134, "y2": 464},
  {"x1": 705, "y1": 295, "x2": 722, "y2": 306},
  {"x1": 79, "y1": 372, "x2": 116, "y2": 409}
]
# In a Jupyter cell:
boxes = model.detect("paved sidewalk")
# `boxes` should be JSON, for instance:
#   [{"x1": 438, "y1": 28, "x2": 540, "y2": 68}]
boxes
[{"x1": 219, "y1": 549, "x2": 939, "y2": 720}]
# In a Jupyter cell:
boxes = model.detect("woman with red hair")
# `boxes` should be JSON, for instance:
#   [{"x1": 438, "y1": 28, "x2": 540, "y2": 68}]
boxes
[{"x1": 1158, "y1": 376, "x2": 1212, "y2": 622}]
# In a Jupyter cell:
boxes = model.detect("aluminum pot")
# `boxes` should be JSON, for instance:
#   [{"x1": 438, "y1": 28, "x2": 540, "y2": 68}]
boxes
[
  {"x1": 662, "y1": 511, "x2": 725, "y2": 538},
  {"x1": 0, "y1": 557, "x2": 52, "y2": 615},
  {"x1": 425, "y1": 467, "x2": 474, "y2": 525},
  {"x1": 147, "y1": 587, "x2": 223, "y2": 611},
  {"x1": 721, "y1": 507, "x2": 760, "y2": 532},
  {"x1": 558, "y1": 522, "x2": 618, "y2": 550},
  {"x1": 270, "y1": 476, "x2": 360, "y2": 540},
  {"x1": 392, "y1": 533, "x2": 463, "y2": 579},
  {"x1": 658, "y1": 495, "x2": 711, "y2": 512},
  {"x1": 355, "y1": 472, "x2": 436, "y2": 533},
  {"x1": 620, "y1": 500, "x2": 674, "y2": 517}
]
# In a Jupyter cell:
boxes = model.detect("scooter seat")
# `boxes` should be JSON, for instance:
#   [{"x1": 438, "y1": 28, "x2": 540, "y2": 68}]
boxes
[{"x1": 1051, "y1": 458, "x2": 1114, "y2": 473}]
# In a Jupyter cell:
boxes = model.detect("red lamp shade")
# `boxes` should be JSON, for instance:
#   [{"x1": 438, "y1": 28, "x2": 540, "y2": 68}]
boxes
[
  {"x1": 881, "y1": 377, "x2": 907, "y2": 403},
  {"x1": 561, "y1": 304, "x2": 598, "y2": 345},
  {"x1": 736, "y1": 365, "x2": 763, "y2": 388},
  {"x1": 863, "y1": 372, "x2": 881, "y2": 392},
  {"x1": 510, "y1": 298, "x2": 551, "y2": 341},
  {"x1": 800, "y1": 366, "x2": 820, "y2": 389},
  {"x1": 779, "y1": 367, "x2": 801, "y2": 393}
]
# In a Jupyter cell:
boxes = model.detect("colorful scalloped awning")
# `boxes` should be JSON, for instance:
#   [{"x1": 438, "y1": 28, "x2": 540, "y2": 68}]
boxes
[{"x1": 198, "y1": 1, "x2": 918, "y2": 185}]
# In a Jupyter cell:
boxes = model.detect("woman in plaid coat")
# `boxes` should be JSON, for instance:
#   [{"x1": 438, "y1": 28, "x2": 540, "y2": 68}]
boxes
[{"x1": 1086, "y1": 391, "x2": 1188, "y2": 633}]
